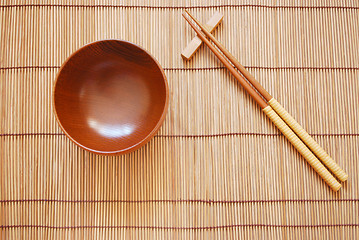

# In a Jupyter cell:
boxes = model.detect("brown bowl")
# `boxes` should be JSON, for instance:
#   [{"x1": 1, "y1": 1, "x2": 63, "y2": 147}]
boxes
[{"x1": 53, "y1": 40, "x2": 169, "y2": 155}]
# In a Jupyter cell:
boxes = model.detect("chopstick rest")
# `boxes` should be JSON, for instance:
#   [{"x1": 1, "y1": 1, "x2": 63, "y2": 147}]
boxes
[{"x1": 181, "y1": 11, "x2": 224, "y2": 60}]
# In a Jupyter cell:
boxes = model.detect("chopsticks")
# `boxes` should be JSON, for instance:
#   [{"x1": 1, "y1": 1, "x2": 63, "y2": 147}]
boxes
[{"x1": 182, "y1": 11, "x2": 348, "y2": 191}]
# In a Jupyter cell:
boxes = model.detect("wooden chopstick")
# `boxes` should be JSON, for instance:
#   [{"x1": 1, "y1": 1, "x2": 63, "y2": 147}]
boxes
[
  {"x1": 182, "y1": 12, "x2": 343, "y2": 191},
  {"x1": 184, "y1": 10, "x2": 348, "y2": 183}
]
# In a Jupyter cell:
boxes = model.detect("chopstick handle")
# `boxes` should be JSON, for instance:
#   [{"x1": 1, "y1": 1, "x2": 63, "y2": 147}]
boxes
[
  {"x1": 268, "y1": 98, "x2": 348, "y2": 182},
  {"x1": 263, "y1": 105, "x2": 342, "y2": 191}
]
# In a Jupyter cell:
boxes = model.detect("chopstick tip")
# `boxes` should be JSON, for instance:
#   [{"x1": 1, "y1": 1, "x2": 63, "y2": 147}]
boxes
[
  {"x1": 183, "y1": 10, "x2": 199, "y2": 26},
  {"x1": 182, "y1": 12, "x2": 190, "y2": 21}
]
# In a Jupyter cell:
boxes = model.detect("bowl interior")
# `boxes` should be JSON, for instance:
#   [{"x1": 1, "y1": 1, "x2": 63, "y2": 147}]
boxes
[{"x1": 54, "y1": 40, "x2": 168, "y2": 154}]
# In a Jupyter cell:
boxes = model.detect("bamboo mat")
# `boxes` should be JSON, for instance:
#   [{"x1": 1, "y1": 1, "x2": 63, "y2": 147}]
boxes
[{"x1": 1, "y1": 0, "x2": 359, "y2": 239}]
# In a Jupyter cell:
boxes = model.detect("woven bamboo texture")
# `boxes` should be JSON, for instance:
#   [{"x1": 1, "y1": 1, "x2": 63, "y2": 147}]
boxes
[{"x1": 1, "y1": 0, "x2": 358, "y2": 239}]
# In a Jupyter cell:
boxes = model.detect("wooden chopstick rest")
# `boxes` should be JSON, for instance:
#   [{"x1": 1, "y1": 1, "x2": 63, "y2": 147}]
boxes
[{"x1": 181, "y1": 11, "x2": 224, "y2": 60}]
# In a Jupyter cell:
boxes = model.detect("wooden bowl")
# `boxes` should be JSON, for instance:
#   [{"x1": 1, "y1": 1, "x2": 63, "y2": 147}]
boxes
[{"x1": 53, "y1": 40, "x2": 169, "y2": 155}]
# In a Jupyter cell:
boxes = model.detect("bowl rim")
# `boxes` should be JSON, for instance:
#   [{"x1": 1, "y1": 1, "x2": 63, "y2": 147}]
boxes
[{"x1": 53, "y1": 39, "x2": 169, "y2": 155}]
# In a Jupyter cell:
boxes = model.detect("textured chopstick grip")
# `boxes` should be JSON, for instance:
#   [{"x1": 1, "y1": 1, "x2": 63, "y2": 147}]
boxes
[
  {"x1": 268, "y1": 98, "x2": 348, "y2": 182},
  {"x1": 263, "y1": 106, "x2": 341, "y2": 191}
]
